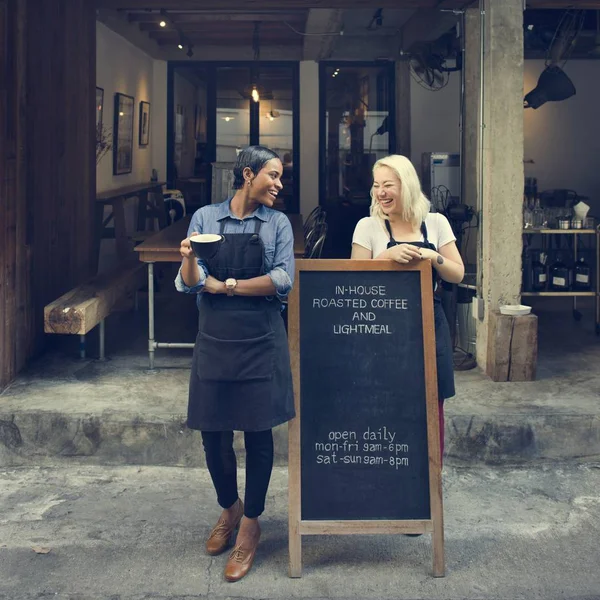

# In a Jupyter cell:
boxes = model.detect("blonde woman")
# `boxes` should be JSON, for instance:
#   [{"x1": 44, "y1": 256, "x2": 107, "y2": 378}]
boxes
[{"x1": 351, "y1": 154, "x2": 464, "y2": 459}]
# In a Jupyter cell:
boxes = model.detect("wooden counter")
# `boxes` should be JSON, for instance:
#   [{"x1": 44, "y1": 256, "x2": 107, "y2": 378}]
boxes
[{"x1": 135, "y1": 213, "x2": 305, "y2": 263}]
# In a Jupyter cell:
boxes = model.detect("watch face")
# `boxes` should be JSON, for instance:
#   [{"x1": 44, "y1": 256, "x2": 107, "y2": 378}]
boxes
[{"x1": 226, "y1": 278, "x2": 236, "y2": 288}]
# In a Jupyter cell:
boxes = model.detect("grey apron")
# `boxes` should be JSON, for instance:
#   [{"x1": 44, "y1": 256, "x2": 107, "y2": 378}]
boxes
[
  {"x1": 385, "y1": 220, "x2": 455, "y2": 400},
  {"x1": 187, "y1": 218, "x2": 295, "y2": 432}
]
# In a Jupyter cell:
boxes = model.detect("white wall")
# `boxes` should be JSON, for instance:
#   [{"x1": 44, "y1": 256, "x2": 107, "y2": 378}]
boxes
[
  {"x1": 524, "y1": 60, "x2": 600, "y2": 216},
  {"x1": 410, "y1": 72, "x2": 461, "y2": 170},
  {"x1": 96, "y1": 22, "x2": 156, "y2": 271},
  {"x1": 96, "y1": 22, "x2": 154, "y2": 192}
]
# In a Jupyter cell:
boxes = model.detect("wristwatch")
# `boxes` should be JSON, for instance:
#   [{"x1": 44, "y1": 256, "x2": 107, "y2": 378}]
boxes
[{"x1": 225, "y1": 278, "x2": 237, "y2": 297}]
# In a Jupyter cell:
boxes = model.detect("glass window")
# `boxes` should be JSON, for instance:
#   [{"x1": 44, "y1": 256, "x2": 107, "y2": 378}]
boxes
[
  {"x1": 323, "y1": 64, "x2": 392, "y2": 206},
  {"x1": 216, "y1": 67, "x2": 251, "y2": 163},
  {"x1": 259, "y1": 66, "x2": 295, "y2": 213}
]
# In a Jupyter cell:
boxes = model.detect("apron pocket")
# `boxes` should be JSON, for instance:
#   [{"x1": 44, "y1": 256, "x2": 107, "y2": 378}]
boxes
[{"x1": 195, "y1": 331, "x2": 275, "y2": 382}]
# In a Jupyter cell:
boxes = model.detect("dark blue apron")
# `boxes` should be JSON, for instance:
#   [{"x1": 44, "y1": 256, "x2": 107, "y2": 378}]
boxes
[
  {"x1": 187, "y1": 218, "x2": 295, "y2": 432},
  {"x1": 385, "y1": 220, "x2": 455, "y2": 401}
]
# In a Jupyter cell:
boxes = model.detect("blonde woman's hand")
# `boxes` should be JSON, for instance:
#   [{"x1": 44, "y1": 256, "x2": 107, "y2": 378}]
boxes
[
  {"x1": 388, "y1": 243, "x2": 422, "y2": 264},
  {"x1": 180, "y1": 232, "x2": 199, "y2": 260}
]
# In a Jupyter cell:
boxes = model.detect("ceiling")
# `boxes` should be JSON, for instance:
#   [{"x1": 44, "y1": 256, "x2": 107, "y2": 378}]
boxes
[
  {"x1": 124, "y1": 9, "x2": 310, "y2": 48},
  {"x1": 99, "y1": 1, "x2": 471, "y2": 8},
  {"x1": 98, "y1": 2, "x2": 600, "y2": 61}
]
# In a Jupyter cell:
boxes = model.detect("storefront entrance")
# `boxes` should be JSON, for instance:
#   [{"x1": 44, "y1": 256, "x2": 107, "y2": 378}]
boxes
[{"x1": 167, "y1": 62, "x2": 299, "y2": 214}]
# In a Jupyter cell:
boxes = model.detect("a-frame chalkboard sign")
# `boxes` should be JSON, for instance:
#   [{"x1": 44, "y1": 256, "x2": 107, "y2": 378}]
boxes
[{"x1": 288, "y1": 259, "x2": 445, "y2": 578}]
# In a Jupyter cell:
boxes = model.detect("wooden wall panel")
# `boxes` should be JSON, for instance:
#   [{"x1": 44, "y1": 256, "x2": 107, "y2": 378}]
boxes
[
  {"x1": 26, "y1": 0, "x2": 96, "y2": 360},
  {"x1": 0, "y1": 0, "x2": 28, "y2": 391},
  {"x1": 0, "y1": 0, "x2": 95, "y2": 391}
]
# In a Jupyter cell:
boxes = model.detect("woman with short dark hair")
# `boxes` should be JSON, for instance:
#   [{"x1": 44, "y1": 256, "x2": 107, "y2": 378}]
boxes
[{"x1": 176, "y1": 146, "x2": 295, "y2": 582}]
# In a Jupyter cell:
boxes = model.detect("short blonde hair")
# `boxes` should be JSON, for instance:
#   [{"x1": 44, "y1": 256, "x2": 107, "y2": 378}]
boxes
[{"x1": 370, "y1": 155, "x2": 430, "y2": 228}]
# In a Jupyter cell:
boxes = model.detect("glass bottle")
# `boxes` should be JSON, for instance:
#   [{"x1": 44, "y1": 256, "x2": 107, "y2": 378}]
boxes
[
  {"x1": 550, "y1": 253, "x2": 570, "y2": 291},
  {"x1": 530, "y1": 252, "x2": 547, "y2": 292},
  {"x1": 532, "y1": 198, "x2": 545, "y2": 229},
  {"x1": 573, "y1": 257, "x2": 592, "y2": 291}
]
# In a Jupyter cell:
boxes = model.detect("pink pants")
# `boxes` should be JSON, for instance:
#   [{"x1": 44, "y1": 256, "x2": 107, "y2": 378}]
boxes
[{"x1": 439, "y1": 400, "x2": 445, "y2": 462}]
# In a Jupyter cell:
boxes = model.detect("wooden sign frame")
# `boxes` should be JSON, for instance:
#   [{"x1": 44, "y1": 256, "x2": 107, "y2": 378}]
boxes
[{"x1": 288, "y1": 259, "x2": 445, "y2": 578}]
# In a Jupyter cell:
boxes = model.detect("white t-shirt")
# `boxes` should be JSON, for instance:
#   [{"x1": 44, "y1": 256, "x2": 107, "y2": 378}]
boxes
[{"x1": 352, "y1": 213, "x2": 456, "y2": 258}]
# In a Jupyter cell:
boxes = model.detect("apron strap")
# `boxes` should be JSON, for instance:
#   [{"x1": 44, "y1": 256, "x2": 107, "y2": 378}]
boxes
[
  {"x1": 218, "y1": 217, "x2": 263, "y2": 235},
  {"x1": 420, "y1": 221, "x2": 429, "y2": 246},
  {"x1": 384, "y1": 220, "x2": 396, "y2": 245}
]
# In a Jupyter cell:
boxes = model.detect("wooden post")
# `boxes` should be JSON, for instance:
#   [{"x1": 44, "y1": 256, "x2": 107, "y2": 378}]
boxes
[
  {"x1": 288, "y1": 273, "x2": 302, "y2": 578},
  {"x1": 486, "y1": 311, "x2": 538, "y2": 382}
]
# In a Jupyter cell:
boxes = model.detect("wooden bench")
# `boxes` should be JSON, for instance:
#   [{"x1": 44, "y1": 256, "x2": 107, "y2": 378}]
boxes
[{"x1": 44, "y1": 259, "x2": 145, "y2": 359}]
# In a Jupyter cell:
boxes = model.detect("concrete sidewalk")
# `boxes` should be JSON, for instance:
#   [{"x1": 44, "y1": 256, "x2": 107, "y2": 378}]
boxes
[
  {"x1": 1, "y1": 464, "x2": 600, "y2": 600},
  {"x1": 1, "y1": 293, "x2": 599, "y2": 468}
]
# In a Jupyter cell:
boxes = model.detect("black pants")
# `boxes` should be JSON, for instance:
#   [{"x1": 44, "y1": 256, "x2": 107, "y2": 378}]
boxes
[{"x1": 201, "y1": 429, "x2": 274, "y2": 519}]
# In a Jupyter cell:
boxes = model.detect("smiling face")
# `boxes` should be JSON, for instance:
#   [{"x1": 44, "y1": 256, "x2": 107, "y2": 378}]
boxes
[
  {"x1": 372, "y1": 165, "x2": 403, "y2": 216},
  {"x1": 246, "y1": 158, "x2": 283, "y2": 208}
]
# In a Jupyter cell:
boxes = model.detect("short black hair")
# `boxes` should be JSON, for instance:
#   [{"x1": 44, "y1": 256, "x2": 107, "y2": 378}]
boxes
[{"x1": 232, "y1": 145, "x2": 280, "y2": 189}]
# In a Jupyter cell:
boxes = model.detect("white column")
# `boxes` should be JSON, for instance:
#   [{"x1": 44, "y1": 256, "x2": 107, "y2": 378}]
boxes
[
  {"x1": 476, "y1": 0, "x2": 525, "y2": 367},
  {"x1": 299, "y1": 61, "x2": 320, "y2": 217}
]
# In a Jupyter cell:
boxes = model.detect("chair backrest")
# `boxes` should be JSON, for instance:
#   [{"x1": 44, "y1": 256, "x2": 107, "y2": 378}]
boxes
[
  {"x1": 303, "y1": 206, "x2": 323, "y2": 237},
  {"x1": 304, "y1": 220, "x2": 326, "y2": 257},
  {"x1": 308, "y1": 224, "x2": 328, "y2": 259}
]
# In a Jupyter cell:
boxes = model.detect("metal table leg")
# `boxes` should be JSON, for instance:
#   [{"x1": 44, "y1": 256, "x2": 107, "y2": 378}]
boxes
[
  {"x1": 99, "y1": 319, "x2": 106, "y2": 360},
  {"x1": 148, "y1": 262, "x2": 156, "y2": 369}
]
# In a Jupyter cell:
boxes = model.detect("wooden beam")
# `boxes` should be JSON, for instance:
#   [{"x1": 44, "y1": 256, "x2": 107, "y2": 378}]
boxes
[
  {"x1": 97, "y1": 9, "x2": 163, "y2": 58},
  {"x1": 128, "y1": 11, "x2": 307, "y2": 23},
  {"x1": 142, "y1": 22, "x2": 293, "y2": 32},
  {"x1": 400, "y1": 8, "x2": 460, "y2": 52},
  {"x1": 527, "y1": 0, "x2": 600, "y2": 7},
  {"x1": 303, "y1": 8, "x2": 343, "y2": 61},
  {"x1": 98, "y1": 1, "x2": 465, "y2": 9},
  {"x1": 155, "y1": 35, "x2": 303, "y2": 46},
  {"x1": 44, "y1": 262, "x2": 145, "y2": 336}
]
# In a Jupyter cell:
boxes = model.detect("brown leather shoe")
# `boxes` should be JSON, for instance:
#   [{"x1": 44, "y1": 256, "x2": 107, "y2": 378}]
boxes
[
  {"x1": 205, "y1": 499, "x2": 244, "y2": 556},
  {"x1": 223, "y1": 521, "x2": 261, "y2": 582}
]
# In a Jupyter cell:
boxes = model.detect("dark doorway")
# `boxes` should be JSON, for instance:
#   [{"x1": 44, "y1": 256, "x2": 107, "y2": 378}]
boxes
[{"x1": 319, "y1": 62, "x2": 395, "y2": 257}]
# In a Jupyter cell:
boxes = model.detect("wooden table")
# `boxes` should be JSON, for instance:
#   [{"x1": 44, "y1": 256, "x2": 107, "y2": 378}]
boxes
[
  {"x1": 135, "y1": 213, "x2": 304, "y2": 368},
  {"x1": 95, "y1": 181, "x2": 166, "y2": 271}
]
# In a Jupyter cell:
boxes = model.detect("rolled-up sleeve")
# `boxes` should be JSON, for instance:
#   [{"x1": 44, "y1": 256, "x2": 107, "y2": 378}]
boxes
[
  {"x1": 174, "y1": 211, "x2": 209, "y2": 294},
  {"x1": 267, "y1": 215, "x2": 295, "y2": 300}
]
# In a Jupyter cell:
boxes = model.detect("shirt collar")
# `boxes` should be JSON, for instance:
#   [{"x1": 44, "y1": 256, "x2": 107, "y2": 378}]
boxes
[{"x1": 216, "y1": 198, "x2": 269, "y2": 222}]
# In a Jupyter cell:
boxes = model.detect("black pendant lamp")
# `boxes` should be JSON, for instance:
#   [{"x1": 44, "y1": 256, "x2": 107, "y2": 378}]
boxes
[{"x1": 524, "y1": 65, "x2": 576, "y2": 109}]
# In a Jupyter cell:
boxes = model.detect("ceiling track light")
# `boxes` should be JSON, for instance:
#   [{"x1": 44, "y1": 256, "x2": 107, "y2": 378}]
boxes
[{"x1": 159, "y1": 9, "x2": 168, "y2": 28}]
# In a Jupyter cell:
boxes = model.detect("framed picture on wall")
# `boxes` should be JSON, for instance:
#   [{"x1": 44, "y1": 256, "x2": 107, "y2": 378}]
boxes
[
  {"x1": 113, "y1": 92, "x2": 134, "y2": 175},
  {"x1": 139, "y1": 101, "x2": 151, "y2": 146},
  {"x1": 96, "y1": 87, "x2": 104, "y2": 129}
]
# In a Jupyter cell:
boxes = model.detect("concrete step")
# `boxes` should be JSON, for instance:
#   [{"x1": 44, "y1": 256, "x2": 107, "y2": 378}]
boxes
[{"x1": 1, "y1": 348, "x2": 599, "y2": 468}]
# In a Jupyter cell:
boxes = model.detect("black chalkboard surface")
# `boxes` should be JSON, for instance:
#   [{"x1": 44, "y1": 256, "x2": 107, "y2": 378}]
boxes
[
  {"x1": 299, "y1": 269, "x2": 429, "y2": 521},
  {"x1": 288, "y1": 259, "x2": 444, "y2": 579}
]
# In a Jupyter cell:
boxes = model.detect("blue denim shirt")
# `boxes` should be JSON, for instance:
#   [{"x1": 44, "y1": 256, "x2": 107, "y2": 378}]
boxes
[{"x1": 174, "y1": 199, "x2": 295, "y2": 304}]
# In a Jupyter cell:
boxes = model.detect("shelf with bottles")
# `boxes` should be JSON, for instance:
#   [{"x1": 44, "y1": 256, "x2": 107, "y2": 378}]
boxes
[
  {"x1": 522, "y1": 291, "x2": 596, "y2": 297},
  {"x1": 523, "y1": 229, "x2": 597, "y2": 235},
  {"x1": 522, "y1": 249, "x2": 594, "y2": 295}
]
